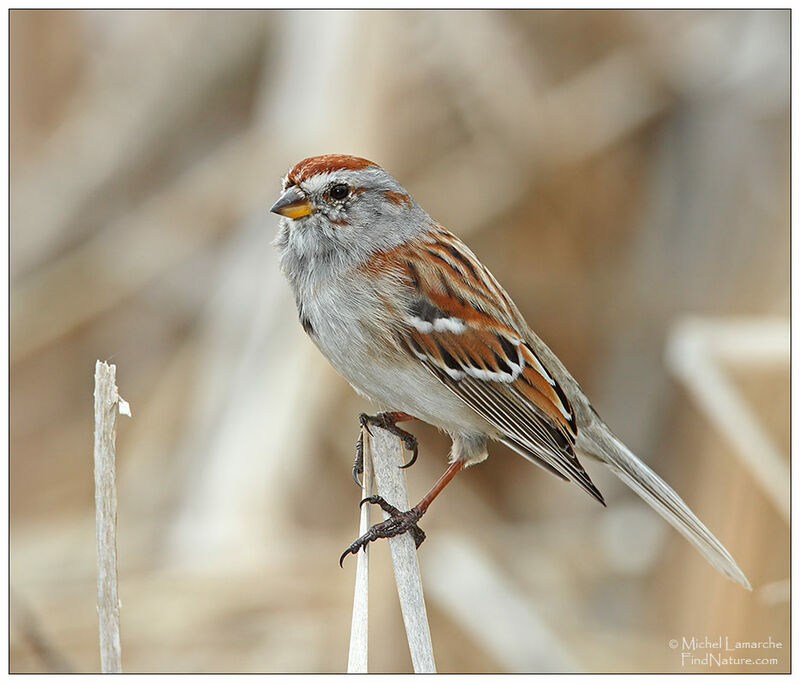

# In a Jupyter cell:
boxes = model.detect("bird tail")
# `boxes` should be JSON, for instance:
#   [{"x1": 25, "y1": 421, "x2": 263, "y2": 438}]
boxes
[{"x1": 584, "y1": 423, "x2": 751, "y2": 589}]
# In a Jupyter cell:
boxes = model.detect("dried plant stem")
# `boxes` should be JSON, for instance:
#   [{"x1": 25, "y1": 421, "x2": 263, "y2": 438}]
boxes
[
  {"x1": 666, "y1": 317, "x2": 790, "y2": 519},
  {"x1": 366, "y1": 427, "x2": 436, "y2": 673},
  {"x1": 92, "y1": 361, "x2": 126, "y2": 673},
  {"x1": 346, "y1": 430, "x2": 373, "y2": 673}
]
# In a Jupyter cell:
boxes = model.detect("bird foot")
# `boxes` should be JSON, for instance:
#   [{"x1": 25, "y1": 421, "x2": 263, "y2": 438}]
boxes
[
  {"x1": 352, "y1": 412, "x2": 419, "y2": 487},
  {"x1": 339, "y1": 495, "x2": 426, "y2": 566}
]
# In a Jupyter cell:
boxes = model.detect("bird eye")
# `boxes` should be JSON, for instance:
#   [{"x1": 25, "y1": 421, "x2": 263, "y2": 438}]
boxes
[{"x1": 329, "y1": 183, "x2": 350, "y2": 201}]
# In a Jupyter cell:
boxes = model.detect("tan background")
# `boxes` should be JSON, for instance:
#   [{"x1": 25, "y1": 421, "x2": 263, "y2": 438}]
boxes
[{"x1": 10, "y1": 9, "x2": 789, "y2": 673}]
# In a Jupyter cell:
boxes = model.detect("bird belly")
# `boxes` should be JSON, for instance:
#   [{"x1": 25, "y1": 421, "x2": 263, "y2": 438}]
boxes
[{"x1": 304, "y1": 293, "x2": 490, "y2": 436}]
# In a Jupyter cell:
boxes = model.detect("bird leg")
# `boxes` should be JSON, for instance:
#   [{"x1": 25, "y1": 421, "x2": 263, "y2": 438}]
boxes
[
  {"x1": 339, "y1": 459, "x2": 465, "y2": 566},
  {"x1": 352, "y1": 411, "x2": 417, "y2": 487}
]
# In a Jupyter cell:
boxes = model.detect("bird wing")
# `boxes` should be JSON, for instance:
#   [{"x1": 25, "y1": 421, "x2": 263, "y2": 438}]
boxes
[{"x1": 371, "y1": 225, "x2": 604, "y2": 504}]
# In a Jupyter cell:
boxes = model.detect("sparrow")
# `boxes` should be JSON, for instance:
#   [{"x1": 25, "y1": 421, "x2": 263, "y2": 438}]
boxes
[{"x1": 271, "y1": 154, "x2": 750, "y2": 589}]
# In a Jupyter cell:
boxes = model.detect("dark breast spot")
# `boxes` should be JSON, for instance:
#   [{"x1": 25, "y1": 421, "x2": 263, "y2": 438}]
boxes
[{"x1": 297, "y1": 301, "x2": 315, "y2": 337}]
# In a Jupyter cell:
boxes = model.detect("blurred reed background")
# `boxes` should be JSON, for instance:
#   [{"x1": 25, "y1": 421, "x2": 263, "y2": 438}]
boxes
[{"x1": 10, "y1": 9, "x2": 789, "y2": 673}]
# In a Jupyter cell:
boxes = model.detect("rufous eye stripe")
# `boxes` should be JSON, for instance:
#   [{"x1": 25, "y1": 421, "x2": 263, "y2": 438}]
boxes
[{"x1": 383, "y1": 190, "x2": 412, "y2": 207}]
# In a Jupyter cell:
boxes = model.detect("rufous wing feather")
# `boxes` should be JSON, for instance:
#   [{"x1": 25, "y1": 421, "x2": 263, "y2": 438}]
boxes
[{"x1": 374, "y1": 225, "x2": 605, "y2": 504}]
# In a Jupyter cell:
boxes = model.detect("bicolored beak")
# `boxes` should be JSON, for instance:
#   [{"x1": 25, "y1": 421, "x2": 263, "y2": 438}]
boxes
[{"x1": 270, "y1": 185, "x2": 313, "y2": 219}]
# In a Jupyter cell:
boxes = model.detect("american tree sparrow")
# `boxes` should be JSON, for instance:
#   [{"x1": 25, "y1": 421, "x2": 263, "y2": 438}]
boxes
[{"x1": 271, "y1": 154, "x2": 750, "y2": 588}]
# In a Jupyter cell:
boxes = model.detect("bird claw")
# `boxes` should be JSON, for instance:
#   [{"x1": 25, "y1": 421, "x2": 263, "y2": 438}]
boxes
[
  {"x1": 339, "y1": 496, "x2": 426, "y2": 567},
  {"x1": 398, "y1": 434, "x2": 418, "y2": 470},
  {"x1": 359, "y1": 494, "x2": 400, "y2": 514},
  {"x1": 358, "y1": 413, "x2": 374, "y2": 436},
  {"x1": 355, "y1": 412, "x2": 419, "y2": 473},
  {"x1": 352, "y1": 429, "x2": 365, "y2": 488}
]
